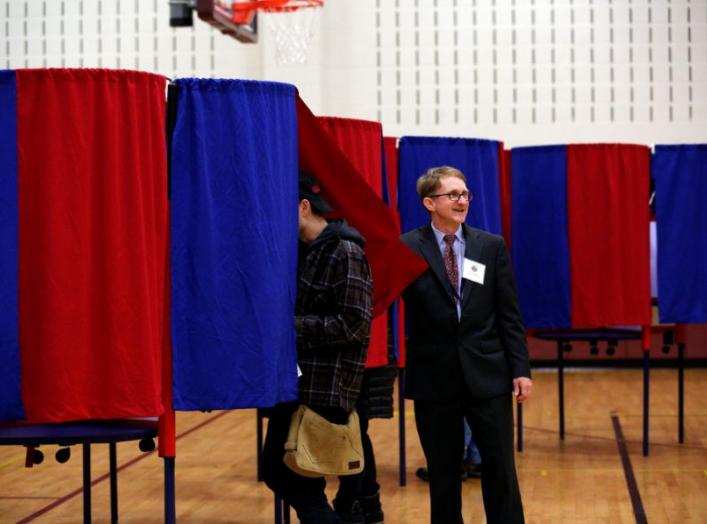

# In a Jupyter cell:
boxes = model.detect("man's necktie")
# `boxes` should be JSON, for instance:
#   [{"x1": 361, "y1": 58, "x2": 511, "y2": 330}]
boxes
[{"x1": 443, "y1": 234, "x2": 459, "y2": 302}]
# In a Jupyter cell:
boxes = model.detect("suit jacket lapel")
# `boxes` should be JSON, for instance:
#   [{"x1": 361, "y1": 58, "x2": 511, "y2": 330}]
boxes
[
  {"x1": 417, "y1": 225, "x2": 458, "y2": 304},
  {"x1": 461, "y1": 225, "x2": 483, "y2": 308}
]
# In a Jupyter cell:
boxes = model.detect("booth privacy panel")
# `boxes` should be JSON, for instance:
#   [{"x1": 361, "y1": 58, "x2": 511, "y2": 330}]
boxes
[
  {"x1": 4, "y1": 69, "x2": 168, "y2": 422},
  {"x1": 296, "y1": 98, "x2": 428, "y2": 319},
  {"x1": 0, "y1": 71, "x2": 22, "y2": 421},
  {"x1": 511, "y1": 144, "x2": 651, "y2": 329},
  {"x1": 511, "y1": 146, "x2": 571, "y2": 329},
  {"x1": 654, "y1": 145, "x2": 707, "y2": 323},
  {"x1": 317, "y1": 116, "x2": 388, "y2": 368},
  {"x1": 170, "y1": 79, "x2": 299, "y2": 410}
]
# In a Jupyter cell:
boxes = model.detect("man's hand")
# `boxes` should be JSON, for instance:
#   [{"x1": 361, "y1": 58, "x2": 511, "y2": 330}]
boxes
[{"x1": 513, "y1": 377, "x2": 532, "y2": 402}]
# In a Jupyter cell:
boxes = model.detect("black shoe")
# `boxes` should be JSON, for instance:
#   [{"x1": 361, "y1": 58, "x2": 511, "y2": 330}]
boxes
[
  {"x1": 415, "y1": 467, "x2": 430, "y2": 482},
  {"x1": 334, "y1": 499, "x2": 365, "y2": 524},
  {"x1": 358, "y1": 491, "x2": 384, "y2": 524}
]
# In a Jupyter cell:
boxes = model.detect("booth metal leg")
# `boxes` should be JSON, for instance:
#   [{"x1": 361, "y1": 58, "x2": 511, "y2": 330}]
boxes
[
  {"x1": 557, "y1": 341, "x2": 565, "y2": 440},
  {"x1": 164, "y1": 457, "x2": 176, "y2": 524},
  {"x1": 516, "y1": 402, "x2": 523, "y2": 452},
  {"x1": 109, "y1": 442, "x2": 118, "y2": 524},
  {"x1": 274, "y1": 495, "x2": 283, "y2": 524},
  {"x1": 257, "y1": 409, "x2": 264, "y2": 482},
  {"x1": 678, "y1": 342, "x2": 685, "y2": 444},
  {"x1": 642, "y1": 351, "x2": 650, "y2": 457},
  {"x1": 398, "y1": 368, "x2": 407, "y2": 487},
  {"x1": 82, "y1": 443, "x2": 92, "y2": 524}
]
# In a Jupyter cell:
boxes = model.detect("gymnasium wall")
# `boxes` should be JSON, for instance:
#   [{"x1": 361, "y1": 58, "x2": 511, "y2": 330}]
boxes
[{"x1": 3, "y1": 1, "x2": 706, "y2": 147}]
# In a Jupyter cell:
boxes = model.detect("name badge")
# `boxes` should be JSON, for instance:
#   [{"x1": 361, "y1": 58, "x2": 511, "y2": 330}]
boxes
[{"x1": 463, "y1": 258, "x2": 486, "y2": 285}]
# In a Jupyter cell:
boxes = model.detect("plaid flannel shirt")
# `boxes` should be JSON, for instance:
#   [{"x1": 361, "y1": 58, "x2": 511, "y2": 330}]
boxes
[{"x1": 295, "y1": 224, "x2": 372, "y2": 412}]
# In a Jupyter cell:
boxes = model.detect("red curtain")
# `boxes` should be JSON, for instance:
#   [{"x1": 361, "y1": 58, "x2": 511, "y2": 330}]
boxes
[
  {"x1": 383, "y1": 136, "x2": 399, "y2": 212},
  {"x1": 17, "y1": 69, "x2": 168, "y2": 422},
  {"x1": 297, "y1": 97, "x2": 427, "y2": 321},
  {"x1": 318, "y1": 116, "x2": 388, "y2": 368},
  {"x1": 498, "y1": 144, "x2": 512, "y2": 247},
  {"x1": 567, "y1": 144, "x2": 651, "y2": 327},
  {"x1": 383, "y1": 136, "x2": 408, "y2": 368}
]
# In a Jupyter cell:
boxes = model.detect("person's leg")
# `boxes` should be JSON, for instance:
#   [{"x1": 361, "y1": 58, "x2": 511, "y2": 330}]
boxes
[
  {"x1": 466, "y1": 432, "x2": 482, "y2": 466},
  {"x1": 261, "y1": 402, "x2": 297, "y2": 497},
  {"x1": 414, "y1": 399, "x2": 465, "y2": 524},
  {"x1": 465, "y1": 394, "x2": 524, "y2": 524},
  {"x1": 355, "y1": 420, "x2": 384, "y2": 523},
  {"x1": 335, "y1": 377, "x2": 382, "y2": 523},
  {"x1": 334, "y1": 408, "x2": 366, "y2": 523},
  {"x1": 462, "y1": 416, "x2": 482, "y2": 478},
  {"x1": 262, "y1": 402, "x2": 343, "y2": 524},
  {"x1": 463, "y1": 418, "x2": 471, "y2": 460}
]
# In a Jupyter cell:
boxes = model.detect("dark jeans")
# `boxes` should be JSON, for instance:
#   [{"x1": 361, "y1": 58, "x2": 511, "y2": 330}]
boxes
[
  {"x1": 336, "y1": 407, "x2": 379, "y2": 503},
  {"x1": 262, "y1": 402, "x2": 347, "y2": 524},
  {"x1": 336, "y1": 382, "x2": 380, "y2": 504}
]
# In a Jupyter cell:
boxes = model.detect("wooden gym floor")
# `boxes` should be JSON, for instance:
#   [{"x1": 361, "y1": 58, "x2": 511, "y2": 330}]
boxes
[{"x1": 1, "y1": 368, "x2": 706, "y2": 523}]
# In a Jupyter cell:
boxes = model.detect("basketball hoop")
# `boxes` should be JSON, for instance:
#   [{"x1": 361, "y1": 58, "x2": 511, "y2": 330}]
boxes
[{"x1": 230, "y1": 0, "x2": 324, "y2": 65}]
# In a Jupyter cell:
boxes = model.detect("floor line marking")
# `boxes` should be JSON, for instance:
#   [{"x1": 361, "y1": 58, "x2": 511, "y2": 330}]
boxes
[{"x1": 611, "y1": 414, "x2": 648, "y2": 524}]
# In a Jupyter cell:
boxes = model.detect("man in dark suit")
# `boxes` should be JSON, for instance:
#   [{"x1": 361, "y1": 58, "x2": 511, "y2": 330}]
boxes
[{"x1": 401, "y1": 166, "x2": 532, "y2": 524}]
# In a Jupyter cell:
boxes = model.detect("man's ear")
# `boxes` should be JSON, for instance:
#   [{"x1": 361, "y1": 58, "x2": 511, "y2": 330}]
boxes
[
  {"x1": 299, "y1": 198, "x2": 310, "y2": 216},
  {"x1": 422, "y1": 197, "x2": 435, "y2": 213}
]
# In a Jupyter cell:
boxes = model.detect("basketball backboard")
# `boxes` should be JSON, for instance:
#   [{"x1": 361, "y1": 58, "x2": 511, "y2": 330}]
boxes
[{"x1": 197, "y1": 0, "x2": 259, "y2": 44}]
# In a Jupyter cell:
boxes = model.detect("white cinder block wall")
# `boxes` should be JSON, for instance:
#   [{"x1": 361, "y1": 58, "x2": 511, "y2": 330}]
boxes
[{"x1": 2, "y1": 0, "x2": 706, "y2": 147}]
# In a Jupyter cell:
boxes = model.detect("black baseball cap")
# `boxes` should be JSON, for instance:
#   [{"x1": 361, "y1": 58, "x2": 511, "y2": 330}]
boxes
[{"x1": 298, "y1": 173, "x2": 333, "y2": 213}]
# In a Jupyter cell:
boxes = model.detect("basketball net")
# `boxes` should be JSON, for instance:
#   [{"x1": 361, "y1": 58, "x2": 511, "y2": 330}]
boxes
[
  {"x1": 230, "y1": 1, "x2": 323, "y2": 65},
  {"x1": 265, "y1": 5, "x2": 322, "y2": 65}
]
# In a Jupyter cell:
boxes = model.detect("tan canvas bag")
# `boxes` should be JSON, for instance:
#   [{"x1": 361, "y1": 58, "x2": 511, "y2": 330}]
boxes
[{"x1": 283, "y1": 405, "x2": 364, "y2": 478}]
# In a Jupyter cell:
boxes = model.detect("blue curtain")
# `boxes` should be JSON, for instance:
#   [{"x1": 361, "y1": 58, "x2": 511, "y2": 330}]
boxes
[
  {"x1": 654, "y1": 145, "x2": 707, "y2": 323},
  {"x1": 380, "y1": 134, "x2": 390, "y2": 206},
  {"x1": 0, "y1": 71, "x2": 23, "y2": 420},
  {"x1": 398, "y1": 137, "x2": 502, "y2": 234},
  {"x1": 170, "y1": 79, "x2": 299, "y2": 410},
  {"x1": 511, "y1": 146, "x2": 571, "y2": 328}
]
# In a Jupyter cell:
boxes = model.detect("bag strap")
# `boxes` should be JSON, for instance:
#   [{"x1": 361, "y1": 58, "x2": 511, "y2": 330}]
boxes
[{"x1": 284, "y1": 405, "x2": 306, "y2": 452}]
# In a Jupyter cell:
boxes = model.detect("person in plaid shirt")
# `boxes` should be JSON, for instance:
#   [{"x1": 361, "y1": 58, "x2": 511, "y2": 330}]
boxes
[{"x1": 262, "y1": 173, "x2": 373, "y2": 524}]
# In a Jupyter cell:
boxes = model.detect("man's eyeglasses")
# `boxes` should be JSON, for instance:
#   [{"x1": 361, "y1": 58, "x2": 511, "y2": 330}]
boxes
[{"x1": 428, "y1": 190, "x2": 473, "y2": 202}]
